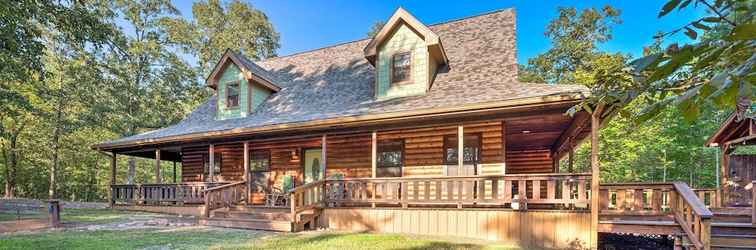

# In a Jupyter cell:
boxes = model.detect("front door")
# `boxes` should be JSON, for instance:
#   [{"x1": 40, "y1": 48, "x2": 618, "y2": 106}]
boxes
[{"x1": 303, "y1": 148, "x2": 323, "y2": 184}]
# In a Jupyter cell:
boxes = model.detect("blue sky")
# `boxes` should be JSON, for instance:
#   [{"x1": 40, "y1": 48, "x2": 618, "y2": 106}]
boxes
[{"x1": 172, "y1": 1, "x2": 705, "y2": 64}]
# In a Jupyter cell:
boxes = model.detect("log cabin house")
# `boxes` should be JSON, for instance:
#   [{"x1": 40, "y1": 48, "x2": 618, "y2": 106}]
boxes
[{"x1": 93, "y1": 7, "x2": 754, "y2": 250}]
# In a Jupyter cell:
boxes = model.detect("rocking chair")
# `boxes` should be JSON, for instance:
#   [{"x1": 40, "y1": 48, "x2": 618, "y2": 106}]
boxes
[{"x1": 265, "y1": 175, "x2": 294, "y2": 207}]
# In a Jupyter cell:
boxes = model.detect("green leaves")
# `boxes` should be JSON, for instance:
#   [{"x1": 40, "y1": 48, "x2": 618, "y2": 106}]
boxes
[
  {"x1": 659, "y1": 0, "x2": 682, "y2": 17},
  {"x1": 728, "y1": 23, "x2": 756, "y2": 40}
]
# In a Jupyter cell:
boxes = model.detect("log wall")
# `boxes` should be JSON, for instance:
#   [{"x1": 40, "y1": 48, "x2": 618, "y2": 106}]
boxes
[
  {"x1": 321, "y1": 208, "x2": 591, "y2": 249},
  {"x1": 180, "y1": 121, "x2": 556, "y2": 188}
]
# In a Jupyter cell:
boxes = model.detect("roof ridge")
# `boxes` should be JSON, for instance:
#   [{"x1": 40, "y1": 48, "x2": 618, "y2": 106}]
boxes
[{"x1": 257, "y1": 7, "x2": 515, "y2": 64}]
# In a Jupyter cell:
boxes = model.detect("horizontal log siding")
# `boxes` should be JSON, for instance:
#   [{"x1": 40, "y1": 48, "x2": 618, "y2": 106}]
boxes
[
  {"x1": 321, "y1": 208, "x2": 590, "y2": 249},
  {"x1": 327, "y1": 133, "x2": 372, "y2": 178},
  {"x1": 506, "y1": 149, "x2": 553, "y2": 174},
  {"x1": 375, "y1": 121, "x2": 505, "y2": 177},
  {"x1": 181, "y1": 146, "x2": 208, "y2": 182},
  {"x1": 249, "y1": 138, "x2": 321, "y2": 188}
]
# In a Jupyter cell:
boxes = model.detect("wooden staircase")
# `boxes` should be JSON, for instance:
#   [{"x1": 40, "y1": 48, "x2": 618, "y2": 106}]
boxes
[
  {"x1": 199, "y1": 205, "x2": 321, "y2": 232},
  {"x1": 710, "y1": 208, "x2": 756, "y2": 250},
  {"x1": 199, "y1": 179, "x2": 326, "y2": 232}
]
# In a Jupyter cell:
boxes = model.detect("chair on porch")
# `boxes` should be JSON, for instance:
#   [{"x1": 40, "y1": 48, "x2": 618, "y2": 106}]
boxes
[{"x1": 265, "y1": 175, "x2": 294, "y2": 207}]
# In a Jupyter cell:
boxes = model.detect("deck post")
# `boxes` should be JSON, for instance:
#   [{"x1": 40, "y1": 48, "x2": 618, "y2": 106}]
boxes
[
  {"x1": 458, "y1": 125, "x2": 464, "y2": 168},
  {"x1": 568, "y1": 140, "x2": 574, "y2": 173},
  {"x1": 371, "y1": 131, "x2": 377, "y2": 178},
  {"x1": 243, "y1": 141, "x2": 249, "y2": 204},
  {"x1": 322, "y1": 134, "x2": 327, "y2": 178},
  {"x1": 501, "y1": 121, "x2": 507, "y2": 175},
  {"x1": 110, "y1": 152, "x2": 117, "y2": 207},
  {"x1": 173, "y1": 161, "x2": 177, "y2": 183},
  {"x1": 209, "y1": 144, "x2": 215, "y2": 182},
  {"x1": 590, "y1": 106, "x2": 602, "y2": 250},
  {"x1": 155, "y1": 149, "x2": 161, "y2": 184}
]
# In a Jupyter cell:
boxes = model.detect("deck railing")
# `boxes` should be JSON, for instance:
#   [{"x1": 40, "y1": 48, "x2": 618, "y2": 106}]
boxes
[
  {"x1": 289, "y1": 180, "x2": 327, "y2": 224},
  {"x1": 203, "y1": 181, "x2": 247, "y2": 217},
  {"x1": 321, "y1": 173, "x2": 592, "y2": 208},
  {"x1": 111, "y1": 182, "x2": 227, "y2": 205},
  {"x1": 692, "y1": 188, "x2": 720, "y2": 209},
  {"x1": 600, "y1": 182, "x2": 713, "y2": 250}
]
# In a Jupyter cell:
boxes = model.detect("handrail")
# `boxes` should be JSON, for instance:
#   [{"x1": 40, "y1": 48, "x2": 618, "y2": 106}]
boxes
[
  {"x1": 203, "y1": 181, "x2": 246, "y2": 193},
  {"x1": 203, "y1": 181, "x2": 247, "y2": 217},
  {"x1": 673, "y1": 182, "x2": 713, "y2": 218},
  {"x1": 340, "y1": 173, "x2": 592, "y2": 182},
  {"x1": 289, "y1": 180, "x2": 327, "y2": 225},
  {"x1": 672, "y1": 182, "x2": 712, "y2": 250},
  {"x1": 111, "y1": 182, "x2": 226, "y2": 205}
]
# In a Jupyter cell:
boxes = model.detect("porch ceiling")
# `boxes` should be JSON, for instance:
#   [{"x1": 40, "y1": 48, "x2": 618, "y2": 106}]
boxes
[{"x1": 505, "y1": 112, "x2": 585, "y2": 151}]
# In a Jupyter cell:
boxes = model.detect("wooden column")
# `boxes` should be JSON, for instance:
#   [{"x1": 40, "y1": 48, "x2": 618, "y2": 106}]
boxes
[
  {"x1": 568, "y1": 143, "x2": 574, "y2": 173},
  {"x1": 590, "y1": 107, "x2": 602, "y2": 250},
  {"x1": 371, "y1": 131, "x2": 377, "y2": 178},
  {"x1": 209, "y1": 144, "x2": 215, "y2": 182},
  {"x1": 720, "y1": 145, "x2": 729, "y2": 207},
  {"x1": 322, "y1": 134, "x2": 327, "y2": 179},
  {"x1": 243, "y1": 142, "x2": 249, "y2": 204},
  {"x1": 501, "y1": 121, "x2": 507, "y2": 175},
  {"x1": 553, "y1": 157, "x2": 560, "y2": 173},
  {"x1": 155, "y1": 149, "x2": 161, "y2": 184},
  {"x1": 110, "y1": 153, "x2": 117, "y2": 207},
  {"x1": 458, "y1": 126, "x2": 464, "y2": 168},
  {"x1": 173, "y1": 161, "x2": 177, "y2": 183}
]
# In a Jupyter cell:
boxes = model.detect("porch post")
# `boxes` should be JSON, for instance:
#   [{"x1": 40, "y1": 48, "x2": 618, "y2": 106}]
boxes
[
  {"x1": 553, "y1": 157, "x2": 560, "y2": 173},
  {"x1": 568, "y1": 141, "x2": 574, "y2": 173},
  {"x1": 371, "y1": 131, "x2": 377, "y2": 178},
  {"x1": 458, "y1": 126, "x2": 464, "y2": 168},
  {"x1": 590, "y1": 106, "x2": 602, "y2": 250},
  {"x1": 209, "y1": 144, "x2": 215, "y2": 182},
  {"x1": 110, "y1": 152, "x2": 116, "y2": 207},
  {"x1": 243, "y1": 141, "x2": 249, "y2": 204},
  {"x1": 173, "y1": 161, "x2": 177, "y2": 183},
  {"x1": 155, "y1": 149, "x2": 161, "y2": 184},
  {"x1": 501, "y1": 121, "x2": 507, "y2": 175},
  {"x1": 322, "y1": 134, "x2": 327, "y2": 179}
]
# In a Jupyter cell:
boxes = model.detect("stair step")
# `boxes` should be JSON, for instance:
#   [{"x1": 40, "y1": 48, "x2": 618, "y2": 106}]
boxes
[
  {"x1": 712, "y1": 245, "x2": 756, "y2": 250},
  {"x1": 200, "y1": 217, "x2": 292, "y2": 232},
  {"x1": 712, "y1": 234, "x2": 756, "y2": 249},
  {"x1": 213, "y1": 210, "x2": 291, "y2": 221}
]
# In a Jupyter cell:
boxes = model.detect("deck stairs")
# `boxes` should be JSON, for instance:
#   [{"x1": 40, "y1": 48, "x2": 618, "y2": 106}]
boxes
[
  {"x1": 599, "y1": 209, "x2": 755, "y2": 250},
  {"x1": 199, "y1": 205, "x2": 320, "y2": 232}
]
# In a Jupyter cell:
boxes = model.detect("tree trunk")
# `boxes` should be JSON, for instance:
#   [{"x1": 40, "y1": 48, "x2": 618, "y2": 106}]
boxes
[
  {"x1": 3, "y1": 126, "x2": 22, "y2": 198},
  {"x1": 127, "y1": 157, "x2": 136, "y2": 184}
]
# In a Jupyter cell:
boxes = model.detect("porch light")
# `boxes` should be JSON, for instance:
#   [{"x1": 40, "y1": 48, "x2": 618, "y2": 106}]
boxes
[{"x1": 521, "y1": 130, "x2": 531, "y2": 134}]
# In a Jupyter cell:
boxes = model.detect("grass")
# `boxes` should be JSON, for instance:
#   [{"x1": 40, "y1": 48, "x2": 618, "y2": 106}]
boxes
[
  {"x1": 0, "y1": 208, "x2": 524, "y2": 250},
  {"x1": 0, "y1": 209, "x2": 158, "y2": 224},
  {"x1": 0, "y1": 229, "x2": 521, "y2": 250}
]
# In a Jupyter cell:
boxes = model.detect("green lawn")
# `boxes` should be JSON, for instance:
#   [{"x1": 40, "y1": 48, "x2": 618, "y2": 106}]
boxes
[
  {"x1": 0, "y1": 208, "x2": 158, "y2": 224},
  {"x1": 0, "y1": 208, "x2": 523, "y2": 250},
  {"x1": 0, "y1": 229, "x2": 520, "y2": 250}
]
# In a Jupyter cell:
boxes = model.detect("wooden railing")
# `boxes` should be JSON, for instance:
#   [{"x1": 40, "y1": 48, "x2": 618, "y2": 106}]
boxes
[
  {"x1": 323, "y1": 173, "x2": 592, "y2": 208},
  {"x1": 672, "y1": 182, "x2": 713, "y2": 250},
  {"x1": 752, "y1": 181, "x2": 755, "y2": 225},
  {"x1": 692, "y1": 188, "x2": 720, "y2": 209},
  {"x1": 600, "y1": 183, "x2": 675, "y2": 215},
  {"x1": 111, "y1": 182, "x2": 226, "y2": 205},
  {"x1": 600, "y1": 182, "x2": 713, "y2": 250},
  {"x1": 203, "y1": 181, "x2": 247, "y2": 217},
  {"x1": 289, "y1": 180, "x2": 327, "y2": 224}
]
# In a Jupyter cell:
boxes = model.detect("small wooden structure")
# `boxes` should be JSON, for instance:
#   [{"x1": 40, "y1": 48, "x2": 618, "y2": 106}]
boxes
[{"x1": 706, "y1": 113, "x2": 756, "y2": 208}]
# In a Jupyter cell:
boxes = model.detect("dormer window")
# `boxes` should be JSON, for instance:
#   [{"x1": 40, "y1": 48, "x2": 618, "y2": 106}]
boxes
[
  {"x1": 391, "y1": 52, "x2": 412, "y2": 85},
  {"x1": 226, "y1": 81, "x2": 240, "y2": 108}
]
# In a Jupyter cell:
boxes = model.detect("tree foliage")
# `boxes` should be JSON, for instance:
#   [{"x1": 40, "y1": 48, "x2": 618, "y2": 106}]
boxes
[
  {"x1": 162, "y1": 0, "x2": 280, "y2": 73},
  {"x1": 585, "y1": 0, "x2": 755, "y2": 123},
  {"x1": 0, "y1": 0, "x2": 279, "y2": 200}
]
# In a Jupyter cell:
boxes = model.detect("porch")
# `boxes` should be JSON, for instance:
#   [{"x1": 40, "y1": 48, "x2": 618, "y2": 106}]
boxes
[{"x1": 101, "y1": 105, "x2": 755, "y2": 249}]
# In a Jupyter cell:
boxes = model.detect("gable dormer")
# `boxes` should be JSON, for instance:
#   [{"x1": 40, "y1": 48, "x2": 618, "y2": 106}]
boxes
[
  {"x1": 364, "y1": 7, "x2": 448, "y2": 99},
  {"x1": 206, "y1": 49, "x2": 280, "y2": 120}
]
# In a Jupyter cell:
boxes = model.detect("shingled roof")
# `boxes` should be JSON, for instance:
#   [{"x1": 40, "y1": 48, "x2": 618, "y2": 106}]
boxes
[{"x1": 97, "y1": 8, "x2": 590, "y2": 149}]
